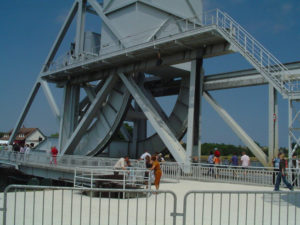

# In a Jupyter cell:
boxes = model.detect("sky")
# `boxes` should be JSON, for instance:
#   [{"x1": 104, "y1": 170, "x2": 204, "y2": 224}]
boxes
[{"x1": 0, "y1": 0, "x2": 300, "y2": 148}]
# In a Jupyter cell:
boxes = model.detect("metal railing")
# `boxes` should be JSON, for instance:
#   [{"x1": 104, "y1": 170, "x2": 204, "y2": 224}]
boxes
[
  {"x1": 2, "y1": 185, "x2": 177, "y2": 225},
  {"x1": 46, "y1": 8, "x2": 298, "y2": 97},
  {"x1": 183, "y1": 191, "x2": 300, "y2": 225},
  {"x1": 2, "y1": 185, "x2": 299, "y2": 225},
  {"x1": 203, "y1": 9, "x2": 298, "y2": 96},
  {"x1": 163, "y1": 163, "x2": 300, "y2": 189},
  {"x1": 74, "y1": 167, "x2": 151, "y2": 190},
  {"x1": 0, "y1": 150, "x2": 299, "y2": 188}
]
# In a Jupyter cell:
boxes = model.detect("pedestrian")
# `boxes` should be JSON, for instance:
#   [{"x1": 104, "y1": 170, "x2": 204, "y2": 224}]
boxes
[
  {"x1": 25, "y1": 144, "x2": 31, "y2": 154},
  {"x1": 139, "y1": 150, "x2": 151, "y2": 161},
  {"x1": 274, "y1": 152, "x2": 294, "y2": 191},
  {"x1": 144, "y1": 155, "x2": 152, "y2": 188},
  {"x1": 214, "y1": 147, "x2": 220, "y2": 157},
  {"x1": 272, "y1": 154, "x2": 281, "y2": 185},
  {"x1": 213, "y1": 150, "x2": 221, "y2": 179},
  {"x1": 50, "y1": 146, "x2": 58, "y2": 165},
  {"x1": 157, "y1": 153, "x2": 165, "y2": 162},
  {"x1": 139, "y1": 150, "x2": 151, "y2": 167},
  {"x1": 240, "y1": 151, "x2": 250, "y2": 176},
  {"x1": 207, "y1": 151, "x2": 214, "y2": 176},
  {"x1": 113, "y1": 156, "x2": 130, "y2": 176},
  {"x1": 230, "y1": 152, "x2": 239, "y2": 177},
  {"x1": 292, "y1": 154, "x2": 299, "y2": 187},
  {"x1": 20, "y1": 144, "x2": 25, "y2": 154},
  {"x1": 150, "y1": 155, "x2": 162, "y2": 191},
  {"x1": 13, "y1": 143, "x2": 20, "y2": 152}
]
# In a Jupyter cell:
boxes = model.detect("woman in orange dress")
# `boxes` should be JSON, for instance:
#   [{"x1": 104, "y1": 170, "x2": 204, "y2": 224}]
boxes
[{"x1": 150, "y1": 155, "x2": 162, "y2": 191}]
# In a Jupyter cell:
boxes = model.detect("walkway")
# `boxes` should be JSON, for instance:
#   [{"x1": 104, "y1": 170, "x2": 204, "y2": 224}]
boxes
[{"x1": 1, "y1": 180, "x2": 299, "y2": 225}]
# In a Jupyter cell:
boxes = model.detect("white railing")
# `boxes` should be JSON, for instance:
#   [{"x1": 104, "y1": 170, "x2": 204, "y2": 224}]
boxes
[
  {"x1": 203, "y1": 9, "x2": 299, "y2": 96},
  {"x1": 73, "y1": 167, "x2": 151, "y2": 191},
  {"x1": 47, "y1": 9, "x2": 299, "y2": 97},
  {"x1": 2, "y1": 185, "x2": 177, "y2": 225},
  {"x1": 2, "y1": 185, "x2": 299, "y2": 225},
  {"x1": 0, "y1": 150, "x2": 298, "y2": 188}
]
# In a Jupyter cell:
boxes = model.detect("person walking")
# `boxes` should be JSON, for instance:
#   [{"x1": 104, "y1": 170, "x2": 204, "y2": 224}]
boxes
[
  {"x1": 150, "y1": 155, "x2": 162, "y2": 191},
  {"x1": 207, "y1": 151, "x2": 214, "y2": 176},
  {"x1": 272, "y1": 154, "x2": 281, "y2": 185},
  {"x1": 50, "y1": 146, "x2": 58, "y2": 165},
  {"x1": 240, "y1": 151, "x2": 250, "y2": 176},
  {"x1": 230, "y1": 153, "x2": 239, "y2": 178},
  {"x1": 213, "y1": 151, "x2": 221, "y2": 179},
  {"x1": 274, "y1": 152, "x2": 294, "y2": 191}
]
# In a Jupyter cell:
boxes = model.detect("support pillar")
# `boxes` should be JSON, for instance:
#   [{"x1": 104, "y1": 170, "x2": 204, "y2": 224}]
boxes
[
  {"x1": 59, "y1": 84, "x2": 80, "y2": 152},
  {"x1": 204, "y1": 91, "x2": 268, "y2": 167},
  {"x1": 288, "y1": 98, "x2": 293, "y2": 169},
  {"x1": 186, "y1": 58, "x2": 203, "y2": 165},
  {"x1": 75, "y1": 0, "x2": 86, "y2": 56},
  {"x1": 132, "y1": 103, "x2": 147, "y2": 159},
  {"x1": 268, "y1": 85, "x2": 279, "y2": 164}
]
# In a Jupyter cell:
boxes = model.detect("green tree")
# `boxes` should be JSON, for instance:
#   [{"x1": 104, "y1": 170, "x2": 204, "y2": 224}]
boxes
[{"x1": 50, "y1": 133, "x2": 59, "y2": 138}]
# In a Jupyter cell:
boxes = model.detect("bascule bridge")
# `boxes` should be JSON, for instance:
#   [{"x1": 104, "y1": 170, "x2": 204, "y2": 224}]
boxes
[{"x1": 5, "y1": 0, "x2": 300, "y2": 173}]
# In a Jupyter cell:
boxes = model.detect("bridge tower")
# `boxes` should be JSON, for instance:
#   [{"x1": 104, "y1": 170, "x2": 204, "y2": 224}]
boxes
[{"x1": 9, "y1": 0, "x2": 300, "y2": 170}]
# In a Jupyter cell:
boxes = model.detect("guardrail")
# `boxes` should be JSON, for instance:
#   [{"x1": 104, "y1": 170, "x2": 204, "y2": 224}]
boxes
[
  {"x1": 203, "y1": 9, "x2": 297, "y2": 95},
  {"x1": 0, "y1": 150, "x2": 298, "y2": 188},
  {"x1": 163, "y1": 163, "x2": 300, "y2": 189},
  {"x1": 2, "y1": 185, "x2": 299, "y2": 225},
  {"x1": 2, "y1": 185, "x2": 177, "y2": 225},
  {"x1": 183, "y1": 190, "x2": 300, "y2": 225},
  {"x1": 74, "y1": 167, "x2": 151, "y2": 191}
]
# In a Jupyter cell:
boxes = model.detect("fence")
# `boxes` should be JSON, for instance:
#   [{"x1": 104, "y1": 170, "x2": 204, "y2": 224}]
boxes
[
  {"x1": 0, "y1": 150, "x2": 299, "y2": 188},
  {"x1": 74, "y1": 167, "x2": 151, "y2": 191},
  {"x1": 2, "y1": 185, "x2": 177, "y2": 225},
  {"x1": 1, "y1": 185, "x2": 299, "y2": 225},
  {"x1": 183, "y1": 191, "x2": 300, "y2": 225}
]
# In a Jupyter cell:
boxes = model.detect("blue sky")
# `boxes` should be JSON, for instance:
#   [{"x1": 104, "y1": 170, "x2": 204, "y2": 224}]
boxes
[{"x1": 0, "y1": 0, "x2": 300, "y2": 148}]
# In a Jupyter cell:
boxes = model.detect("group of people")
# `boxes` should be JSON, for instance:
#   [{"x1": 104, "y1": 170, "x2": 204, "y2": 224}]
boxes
[
  {"x1": 207, "y1": 148, "x2": 251, "y2": 178},
  {"x1": 273, "y1": 152, "x2": 299, "y2": 191},
  {"x1": 10, "y1": 143, "x2": 34, "y2": 154},
  {"x1": 113, "y1": 151, "x2": 163, "y2": 191}
]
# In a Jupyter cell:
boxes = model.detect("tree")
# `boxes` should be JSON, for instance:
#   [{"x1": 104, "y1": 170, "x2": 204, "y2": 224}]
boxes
[{"x1": 50, "y1": 133, "x2": 59, "y2": 138}]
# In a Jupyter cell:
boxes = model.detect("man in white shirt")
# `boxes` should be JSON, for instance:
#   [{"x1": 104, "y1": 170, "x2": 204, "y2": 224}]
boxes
[
  {"x1": 139, "y1": 151, "x2": 151, "y2": 160},
  {"x1": 114, "y1": 156, "x2": 129, "y2": 175},
  {"x1": 240, "y1": 151, "x2": 250, "y2": 175}
]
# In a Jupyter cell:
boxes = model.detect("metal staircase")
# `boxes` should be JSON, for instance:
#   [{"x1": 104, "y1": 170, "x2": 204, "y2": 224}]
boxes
[{"x1": 203, "y1": 9, "x2": 300, "y2": 98}]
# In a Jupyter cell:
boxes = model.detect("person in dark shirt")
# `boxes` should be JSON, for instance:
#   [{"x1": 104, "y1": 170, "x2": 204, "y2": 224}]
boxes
[
  {"x1": 274, "y1": 153, "x2": 293, "y2": 191},
  {"x1": 230, "y1": 153, "x2": 239, "y2": 177}
]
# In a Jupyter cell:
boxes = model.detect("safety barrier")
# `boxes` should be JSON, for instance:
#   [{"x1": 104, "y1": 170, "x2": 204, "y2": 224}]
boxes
[
  {"x1": 183, "y1": 191, "x2": 300, "y2": 225},
  {"x1": 2, "y1": 185, "x2": 177, "y2": 225},
  {"x1": 163, "y1": 163, "x2": 300, "y2": 189},
  {"x1": 0, "y1": 150, "x2": 299, "y2": 188},
  {"x1": 74, "y1": 167, "x2": 151, "y2": 191},
  {"x1": 1, "y1": 185, "x2": 299, "y2": 225}
]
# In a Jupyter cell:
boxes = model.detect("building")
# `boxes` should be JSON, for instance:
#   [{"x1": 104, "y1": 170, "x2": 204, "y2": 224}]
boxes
[{"x1": 0, "y1": 128, "x2": 45, "y2": 147}]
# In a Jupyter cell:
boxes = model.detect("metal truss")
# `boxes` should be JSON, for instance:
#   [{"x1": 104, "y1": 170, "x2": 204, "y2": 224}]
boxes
[{"x1": 8, "y1": 0, "x2": 300, "y2": 171}]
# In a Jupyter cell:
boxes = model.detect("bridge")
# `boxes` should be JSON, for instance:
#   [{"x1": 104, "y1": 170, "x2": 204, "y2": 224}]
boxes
[{"x1": 1, "y1": 0, "x2": 300, "y2": 183}]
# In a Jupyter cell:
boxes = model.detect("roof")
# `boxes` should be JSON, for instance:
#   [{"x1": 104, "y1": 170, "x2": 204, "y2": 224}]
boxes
[{"x1": 0, "y1": 128, "x2": 43, "y2": 141}]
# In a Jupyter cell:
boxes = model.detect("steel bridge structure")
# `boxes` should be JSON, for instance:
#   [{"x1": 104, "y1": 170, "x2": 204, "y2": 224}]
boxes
[{"x1": 5, "y1": 0, "x2": 300, "y2": 174}]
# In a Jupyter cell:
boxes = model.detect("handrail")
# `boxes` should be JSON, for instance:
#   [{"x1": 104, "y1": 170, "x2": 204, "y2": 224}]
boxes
[
  {"x1": 203, "y1": 9, "x2": 298, "y2": 96},
  {"x1": 46, "y1": 8, "x2": 299, "y2": 97}
]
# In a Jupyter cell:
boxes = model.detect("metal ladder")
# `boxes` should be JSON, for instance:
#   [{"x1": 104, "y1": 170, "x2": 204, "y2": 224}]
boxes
[{"x1": 203, "y1": 9, "x2": 299, "y2": 98}]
